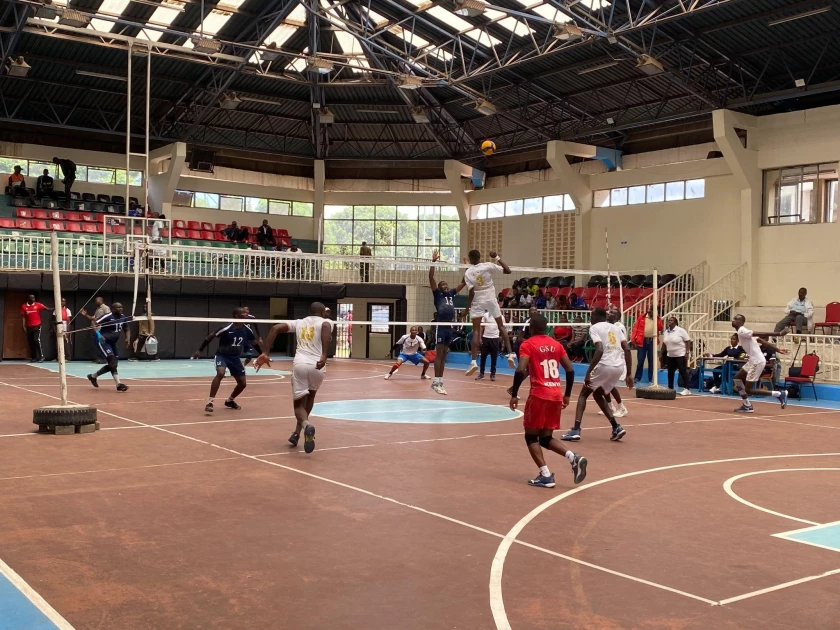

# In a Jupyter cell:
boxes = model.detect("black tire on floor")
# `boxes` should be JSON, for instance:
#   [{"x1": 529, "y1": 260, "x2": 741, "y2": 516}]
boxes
[
  {"x1": 33, "y1": 405, "x2": 98, "y2": 427},
  {"x1": 635, "y1": 386, "x2": 677, "y2": 400}
]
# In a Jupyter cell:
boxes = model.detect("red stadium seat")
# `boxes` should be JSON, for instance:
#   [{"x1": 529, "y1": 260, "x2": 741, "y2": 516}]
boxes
[
  {"x1": 581, "y1": 287, "x2": 599, "y2": 302},
  {"x1": 173, "y1": 229, "x2": 186, "y2": 239},
  {"x1": 82, "y1": 223, "x2": 98, "y2": 233},
  {"x1": 187, "y1": 220, "x2": 201, "y2": 231},
  {"x1": 112, "y1": 225, "x2": 126, "y2": 235},
  {"x1": 67, "y1": 222, "x2": 83, "y2": 232},
  {"x1": 0, "y1": 218, "x2": 14, "y2": 228},
  {"x1": 201, "y1": 222, "x2": 213, "y2": 231},
  {"x1": 201, "y1": 230, "x2": 216, "y2": 241},
  {"x1": 160, "y1": 228, "x2": 169, "y2": 238},
  {"x1": 32, "y1": 209, "x2": 48, "y2": 219},
  {"x1": 32, "y1": 219, "x2": 48, "y2": 230},
  {"x1": 48, "y1": 220, "x2": 64, "y2": 231},
  {"x1": 276, "y1": 228, "x2": 289, "y2": 237},
  {"x1": 545, "y1": 287, "x2": 559, "y2": 297},
  {"x1": 623, "y1": 287, "x2": 641, "y2": 302},
  {"x1": 173, "y1": 220, "x2": 187, "y2": 229},
  {"x1": 187, "y1": 230, "x2": 202, "y2": 239},
  {"x1": 214, "y1": 223, "x2": 227, "y2": 232},
  {"x1": 15, "y1": 218, "x2": 33, "y2": 229},
  {"x1": 278, "y1": 237, "x2": 291, "y2": 248},
  {"x1": 94, "y1": 223, "x2": 104, "y2": 233},
  {"x1": 48, "y1": 210, "x2": 64, "y2": 220},
  {"x1": 15, "y1": 208, "x2": 32, "y2": 218},
  {"x1": 81, "y1": 212, "x2": 95, "y2": 222},
  {"x1": 64, "y1": 211, "x2": 81, "y2": 222}
]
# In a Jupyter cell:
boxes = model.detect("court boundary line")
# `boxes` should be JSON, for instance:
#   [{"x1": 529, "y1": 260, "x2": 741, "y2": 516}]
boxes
[
  {"x1": 0, "y1": 556, "x2": 75, "y2": 630},
  {"x1": 0, "y1": 457, "x2": 240, "y2": 483}
]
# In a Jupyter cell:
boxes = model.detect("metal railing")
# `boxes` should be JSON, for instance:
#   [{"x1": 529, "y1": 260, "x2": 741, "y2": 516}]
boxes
[
  {"x1": 623, "y1": 260, "x2": 709, "y2": 322},
  {"x1": 679, "y1": 263, "x2": 748, "y2": 332}
]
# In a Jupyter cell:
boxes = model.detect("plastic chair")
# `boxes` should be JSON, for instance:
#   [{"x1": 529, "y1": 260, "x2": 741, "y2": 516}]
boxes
[
  {"x1": 173, "y1": 229, "x2": 187, "y2": 239},
  {"x1": 112, "y1": 225, "x2": 126, "y2": 235},
  {"x1": 82, "y1": 223, "x2": 97, "y2": 233},
  {"x1": 785, "y1": 354, "x2": 819, "y2": 400},
  {"x1": 187, "y1": 221, "x2": 202, "y2": 231},
  {"x1": 0, "y1": 218, "x2": 14, "y2": 228},
  {"x1": 97, "y1": 194, "x2": 111, "y2": 203},
  {"x1": 187, "y1": 230, "x2": 202, "y2": 239},
  {"x1": 201, "y1": 231, "x2": 216, "y2": 241},
  {"x1": 15, "y1": 208, "x2": 32, "y2": 218},
  {"x1": 81, "y1": 212, "x2": 95, "y2": 222},
  {"x1": 31, "y1": 219, "x2": 48, "y2": 230},
  {"x1": 815, "y1": 302, "x2": 840, "y2": 335},
  {"x1": 201, "y1": 222, "x2": 214, "y2": 231},
  {"x1": 82, "y1": 193, "x2": 96, "y2": 202},
  {"x1": 48, "y1": 220, "x2": 64, "y2": 231},
  {"x1": 67, "y1": 222, "x2": 83, "y2": 232},
  {"x1": 173, "y1": 220, "x2": 187, "y2": 229},
  {"x1": 15, "y1": 218, "x2": 33, "y2": 229}
]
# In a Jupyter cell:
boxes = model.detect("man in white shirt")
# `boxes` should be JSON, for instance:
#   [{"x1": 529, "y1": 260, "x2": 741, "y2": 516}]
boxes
[
  {"x1": 256, "y1": 302, "x2": 333, "y2": 454},
  {"x1": 149, "y1": 213, "x2": 165, "y2": 243},
  {"x1": 385, "y1": 327, "x2": 431, "y2": 380},
  {"x1": 463, "y1": 249, "x2": 515, "y2": 375},
  {"x1": 600, "y1": 306, "x2": 629, "y2": 417},
  {"x1": 562, "y1": 308, "x2": 633, "y2": 442},
  {"x1": 660, "y1": 316, "x2": 693, "y2": 396},
  {"x1": 774, "y1": 287, "x2": 814, "y2": 334},
  {"x1": 732, "y1": 314, "x2": 788, "y2": 413},
  {"x1": 54, "y1": 297, "x2": 73, "y2": 361},
  {"x1": 477, "y1": 311, "x2": 506, "y2": 381}
]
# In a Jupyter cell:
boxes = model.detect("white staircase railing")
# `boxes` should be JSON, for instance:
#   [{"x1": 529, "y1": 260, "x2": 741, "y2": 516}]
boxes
[
  {"x1": 623, "y1": 260, "x2": 709, "y2": 322},
  {"x1": 679, "y1": 263, "x2": 748, "y2": 332}
]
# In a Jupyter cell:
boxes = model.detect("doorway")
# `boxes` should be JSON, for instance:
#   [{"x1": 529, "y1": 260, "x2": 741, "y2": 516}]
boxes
[
  {"x1": 367, "y1": 303, "x2": 393, "y2": 359},
  {"x1": 3, "y1": 291, "x2": 30, "y2": 359}
]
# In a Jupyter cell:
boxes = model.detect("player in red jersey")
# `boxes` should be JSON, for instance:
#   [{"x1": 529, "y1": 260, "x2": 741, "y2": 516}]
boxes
[{"x1": 508, "y1": 313, "x2": 587, "y2": 488}]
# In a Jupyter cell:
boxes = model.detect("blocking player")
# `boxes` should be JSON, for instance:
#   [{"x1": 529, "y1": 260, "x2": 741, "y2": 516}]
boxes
[
  {"x1": 428, "y1": 249, "x2": 466, "y2": 395},
  {"x1": 601, "y1": 305, "x2": 629, "y2": 418},
  {"x1": 464, "y1": 249, "x2": 515, "y2": 376},
  {"x1": 385, "y1": 326, "x2": 431, "y2": 380},
  {"x1": 87, "y1": 302, "x2": 131, "y2": 392},
  {"x1": 193, "y1": 307, "x2": 255, "y2": 412},
  {"x1": 562, "y1": 308, "x2": 633, "y2": 442},
  {"x1": 732, "y1": 314, "x2": 788, "y2": 413},
  {"x1": 509, "y1": 313, "x2": 587, "y2": 488},
  {"x1": 256, "y1": 302, "x2": 332, "y2": 454}
]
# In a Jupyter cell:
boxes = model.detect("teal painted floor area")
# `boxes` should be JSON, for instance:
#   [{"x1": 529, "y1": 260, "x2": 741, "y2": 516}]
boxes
[
  {"x1": 777, "y1": 522, "x2": 840, "y2": 554},
  {"x1": 312, "y1": 399, "x2": 520, "y2": 424},
  {"x1": 30, "y1": 358, "x2": 291, "y2": 380},
  {"x1": 0, "y1": 572, "x2": 58, "y2": 630}
]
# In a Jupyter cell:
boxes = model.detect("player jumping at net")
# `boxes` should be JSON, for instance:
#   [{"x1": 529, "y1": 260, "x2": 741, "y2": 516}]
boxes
[
  {"x1": 256, "y1": 302, "x2": 332, "y2": 454},
  {"x1": 508, "y1": 313, "x2": 587, "y2": 488},
  {"x1": 562, "y1": 308, "x2": 633, "y2": 442},
  {"x1": 464, "y1": 249, "x2": 516, "y2": 376},
  {"x1": 193, "y1": 307, "x2": 255, "y2": 413},
  {"x1": 428, "y1": 249, "x2": 465, "y2": 395},
  {"x1": 385, "y1": 327, "x2": 431, "y2": 380},
  {"x1": 731, "y1": 314, "x2": 788, "y2": 413},
  {"x1": 601, "y1": 305, "x2": 629, "y2": 418},
  {"x1": 87, "y1": 302, "x2": 131, "y2": 392},
  {"x1": 242, "y1": 305, "x2": 264, "y2": 367}
]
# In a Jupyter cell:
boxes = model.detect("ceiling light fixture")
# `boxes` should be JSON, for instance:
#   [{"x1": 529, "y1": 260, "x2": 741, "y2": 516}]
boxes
[
  {"x1": 306, "y1": 56, "x2": 334, "y2": 74},
  {"x1": 453, "y1": 0, "x2": 486, "y2": 18},
  {"x1": 36, "y1": 2, "x2": 58, "y2": 20},
  {"x1": 260, "y1": 42, "x2": 281, "y2": 63},
  {"x1": 635, "y1": 54, "x2": 664, "y2": 76},
  {"x1": 411, "y1": 106, "x2": 431, "y2": 123},
  {"x1": 6, "y1": 56, "x2": 31, "y2": 77},
  {"x1": 220, "y1": 92, "x2": 242, "y2": 110},
  {"x1": 606, "y1": 117, "x2": 615, "y2": 125},
  {"x1": 318, "y1": 108, "x2": 335, "y2": 124},
  {"x1": 578, "y1": 60, "x2": 619, "y2": 75},
  {"x1": 397, "y1": 74, "x2": 424, "y2": 90},
  {"x1": 191, "y1": 37, "x2": 221, "y2": 54},
  {"x1": 58, "y1": 8, "x2": 91, "y2": 28},
  {"x1": 794, "y1": 78, "x2": 806, "y2": 88},
  {"x1": 76, "y1": 69, "x2": 128, "y2": 82},
  {"x1": 553, "y1": 23, "x2": 582, "y2": 42},
  {"x1": 474, "y1": 99, "x2": 497, "y2": 115},
  {"x1": 768, "y1": 5, "x2": 831, "y2": 26}
]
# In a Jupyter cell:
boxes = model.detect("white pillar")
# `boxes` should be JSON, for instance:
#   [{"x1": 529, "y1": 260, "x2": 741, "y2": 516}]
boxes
[
  {"x1": 147, "y1": 142, "x2": 187, "y2": 217},
  {"x1": 313, "y1": 160, "x2": 325, "y2": 250},
  {"x1": 546, "y1": 141, "x2": 594, "y2": 271},
  {"x1": 443, "y1": 159, "x2": 472, "y2": 260}
]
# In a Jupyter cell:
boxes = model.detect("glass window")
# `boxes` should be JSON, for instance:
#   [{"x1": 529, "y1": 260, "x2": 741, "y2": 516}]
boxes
[
  {"x1": 397, "y1": 220, "x2": 418, "y2": 246},
  {"x1": 399, "y1": 205, "x2": 419, "y2": 220},
  {"x1": 324, "y1": 204, "x2": 349, "y2": 219},
  {"x1": 397, "y1": 245, "x2": 418, "y2": 259},
  {"x1": 88, "y1": 167, "x2": 115, "y2": 184},
  {"x1": 269, "y1": 199, "x2": 291, "y2": 215},
  {"x1": 440, "y1": 220, "x2": 460, "y2": 246},
  {"x1": 375, "y1": 205, "x2": 397, "y2": 219},
  {"x1": 353, "y1": 221, "x2": 375, "y2": 244},
  {"x1": 523, "y1": 197, "x2": 542, "y2": 214},
  {"x1": 354, "y1": 205, "x2": 375, "y2": 220},
  {"x1": 245, "y1": 197, "x2": 268, "y2": 213},
  {"x1": 173, "y1": 190, "x2": 194, "y2": 206},
  {"x1": 487, "y1": 202, "x2": 504, "y2": 218},
  {"x1": 75, "y1": 165, "x2": 88, "y2": 182},
  {"x1": 220, "y1": 195, "x2": 243, "y2": 212},
  {"x1": 29, "y1": 162, "x2": 54, "y2": 178},
  {"x1": 647, "y1": 183, "x2": 664, "y2": 203},
  {"x1": 474, "y1": 204, "x2": 488, "y2": 219},
  {"x1": 440, "y1": 205, "x2": 459, "y2": 219},
  {"x1": 594, "y1": 190, "x2": 610, "y2": 207},
  {"x1": 193, "y1": 192, "x2": 219, "y2": 209},
  {"x1": 628, "y1": 186, "x2": 646, "y2": 204},
  {"x1": 505, "y1": 199, "x2": 523, "y2": 216},
  {"x1": 665, "y1": 181, "x2": 685, "y2": 201},
  {"x1": 610, "y1": 187, "x2": 628, "y2": 206},
  {"x1": 370, "y1": 305, "x2": 391, "y2": 333},
  {"x1": 827, "y1": 180, "x2": 838, "y2": 223},
  {"x1": 293, "y1": 201, "x2": 313, "y2": 216},
  {"x1": 0, "y1": 157, "x2": 20, "y2": 173},
  {"x1": 685, "y1": 179, "x2": 705, "y2": 199},
  {"x1": 543, "y1": 195, "x2": 564, "y2": 213},
  {"x1": 324, "y1": 220, "x2": 353, "y2": 245},
  {"x1": 562, "y1": 194, "x2": 574, "y2": 211}
]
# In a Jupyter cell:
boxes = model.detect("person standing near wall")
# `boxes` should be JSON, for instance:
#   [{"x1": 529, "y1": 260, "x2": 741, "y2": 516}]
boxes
[
  {"x1": 660, "y1": 316, "x2": 693, "y2": 396},
  {"x1": 22, "y1": 294, "x2": 50, "y2": 362},
  {"x1": 52, "y1": 157, "x2": 76, "y2": 207},
  {"x1": 359, "y1": 241, "x2": 372, "y2": 282},
  {"x1": 631, "y1": 306, "x2": 663, "y2": 383},
  {"x1": 54, "y1": 297, "x2": 73, "y2": 361}
]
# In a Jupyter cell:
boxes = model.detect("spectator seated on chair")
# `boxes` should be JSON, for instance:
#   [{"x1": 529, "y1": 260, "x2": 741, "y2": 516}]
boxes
[
  {"x1": 568, "y1": 292, "x2": 586, "y2": 310},
  {"x1": 518, "y1": 290, "x2": 533, "y2": 308},
  {"x1": 557, "y1": 294, "x2": 569, "y2": 310},
  {"x1": 553, "y1": 314, "x2": 573, "y2": 347},
  {"x1": 705, "y1": 333, "x2": 745, "y2": 393},
  {"x1": 545, "y1": 293, "x2": 557, "y2": 310},
  {"x1": 36, "y1": 169, "x2": 54, "y2": 198},
  {"x1": 127, "y1": 202, "x2": 142, "y2": 217},
  {"x1": 8, "y1": 166, "x2": 35, "y2": 204},
  {"x1": 221, "y1": 221, "x2": 248, "y2": 243},
  {"x1": 534, "y1": 291, "x2": 546, "y2": 309},
  {"x1": 774, "y1": 287, "x2": 814, "y2": 335},
  {"x1": 257, "y1": 219, "x2": 276, "y2": 248}
]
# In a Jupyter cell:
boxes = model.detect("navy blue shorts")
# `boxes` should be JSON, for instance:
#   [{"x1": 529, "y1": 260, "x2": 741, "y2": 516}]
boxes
[
  {"x1": 215, "y1": 353, "x2": 245, "y2": 377},
  {"x1": 97, "y1": 338, "x2": 118, "y2": 359},
  {"x1": 435, "y1": 325, "x2": 454, "y2": 347}
]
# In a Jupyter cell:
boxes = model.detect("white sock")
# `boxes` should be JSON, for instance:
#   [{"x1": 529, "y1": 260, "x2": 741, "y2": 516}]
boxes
[
  {"x1": 207, "y1": 397, "x2": 214, "y2": 404},
  {"x1": 470, "y1": 359, "x2": 477, "y2": 365},
  {"x1": 112, "y1": 373, "x2": 121, "y2": 386},
  {"x1": 565, "y1": 451, "x2": 575, "y2": 463},
  {"x1": 539, "y1": 465, "x2": 551, "y2": 477},
  {"x1": 771, "y1": 391, "x2": 781, "y2": 398},
  {"x1": 433, "y1": 377, "x2": 441, "y2": 384}
]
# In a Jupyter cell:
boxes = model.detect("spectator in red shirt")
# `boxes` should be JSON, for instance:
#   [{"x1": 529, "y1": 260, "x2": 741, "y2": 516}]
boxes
[{"x1": 21, "y1": 294, "x2": 50, "y2": 362}]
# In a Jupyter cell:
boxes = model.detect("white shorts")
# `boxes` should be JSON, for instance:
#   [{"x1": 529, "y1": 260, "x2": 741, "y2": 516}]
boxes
[
  {"x1": 743, "y1": 359, "x2": 766, "y2": 383},
  {"x1": 589, "y1": 364, "x2": 625, "y2": 394},
  {"x1": 470, "y1": 293, "x2": 501, "y2": 319},
  {"x1": 292, "y1": 363, "x2": 324, "y2": 400}
]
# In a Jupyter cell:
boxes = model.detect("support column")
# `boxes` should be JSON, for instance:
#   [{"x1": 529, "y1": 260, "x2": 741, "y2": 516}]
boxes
[
  {"x1": 713, "y1": 109, "x2": 761, "y2": 304},
  {"x1": 147, "y1": 142, "x2": 186, "y2": 217},
  {"x1": 546, "y1": 141, "x2": 594, "y2": 270},
  {"x1": 444, "y1": 159, "x2": 475, "y2": 261},
  {"x1": 313, "y1": 159, "x2": 325, "y2": 250}
]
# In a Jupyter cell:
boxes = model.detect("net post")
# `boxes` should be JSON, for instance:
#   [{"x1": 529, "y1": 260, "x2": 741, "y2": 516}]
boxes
[
  {"x1": 652, "y1": 266, "x2": 659, "y2": 387},
  {"x1": 50, "y1": 231, "x2": 68, "y2": 406},
  {"x1": 131, "y1": 240, "x2": 141, "y2": 317}
]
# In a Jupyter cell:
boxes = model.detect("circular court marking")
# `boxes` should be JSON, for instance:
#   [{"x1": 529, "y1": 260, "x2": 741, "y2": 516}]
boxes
[
  {"x1": 489, "y1": 452, "x2": 840, "y2": 630},
  {"x1": 312, "y1": 399, "x2": 521, "y2": 424}
]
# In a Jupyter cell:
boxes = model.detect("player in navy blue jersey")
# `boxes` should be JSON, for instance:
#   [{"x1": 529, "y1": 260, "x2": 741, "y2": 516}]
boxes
[
  {"x1": 428, "y1": 249, "x2": 466, "y2": 395},
  {"x1": 87, "y1": 302, "x2": 132, "y2": 392},
  {"x1": 193, "y1": 307, "x2": 256, "y2": 413}
]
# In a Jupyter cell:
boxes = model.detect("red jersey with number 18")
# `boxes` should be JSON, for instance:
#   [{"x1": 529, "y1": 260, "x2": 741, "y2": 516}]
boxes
[{"x1": 519, "y1": 334, "x2": 568, "y2": 401}]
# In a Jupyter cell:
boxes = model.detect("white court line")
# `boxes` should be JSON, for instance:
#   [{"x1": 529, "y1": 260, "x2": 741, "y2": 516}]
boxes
[
  {"x1": 762, "y1": 418, "x2": 840, "y2": 431},
  {"x1": 722, "y1": 468, "x2": 840, "y2": 526},
  {"x1": 0, "y1": 557, "x2": 75, "y2": 630},
  {"x1": 0, "y1": 457, "x2": 239, "y2": 483},
  {"x1": 772, "y1": 520, "x2": 840, "y2": 555},
  {"x1": 718, "y1": 568, "x2": 840, "y2": 605},
  {"x1": 489, "y1": 452, "x2": 840, "y2": 630}
]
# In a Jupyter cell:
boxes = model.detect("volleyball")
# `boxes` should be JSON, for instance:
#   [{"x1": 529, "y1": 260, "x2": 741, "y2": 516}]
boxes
[{"x1": 481, "y1": 140, "x2": 496, "y2": 156}]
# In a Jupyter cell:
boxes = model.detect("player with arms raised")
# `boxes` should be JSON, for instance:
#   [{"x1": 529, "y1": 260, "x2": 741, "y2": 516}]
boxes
[
  {"x1": 428, "y1": 249, "x2": 465, "y2": 395},
  {"x1": 464, "y1": 249, "x2": 515, "y2": 376},
  {"x1": 256, "y1": 302, "x2": 332, "y2": 454},
  {"x1": 731, "y1": 314, "x2": 788, "y2": 413},
  {"x1": 509, "y1": 313, "x2": 587, "y2": 488}
]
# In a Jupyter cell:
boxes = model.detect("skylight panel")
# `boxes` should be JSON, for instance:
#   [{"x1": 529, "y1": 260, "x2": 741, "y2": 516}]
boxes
[
  {"x1": 484, "y1": 8, "x2": 534, "y2": 37},
  {"x1": 89, "y1": 0, "x2": 129, "y2": 33},
  {"x1": 138, "y1": 0, "x2": 184, "y2": 42},
  {"x1": 249, "y1": 3, "x2": 306, "y2": 63},
  {"x1": 184, "y1": 0, "x2": 247, "y2": 48},
  {"x1": 333, "y1": 30, "x2": 371, "y2": 72},
  {"x1": 527, "y1": 3, "x2": 572, "y2": 23},
  {"x1": 404, "y1": 1, "x2": 501, "y2": 47}
]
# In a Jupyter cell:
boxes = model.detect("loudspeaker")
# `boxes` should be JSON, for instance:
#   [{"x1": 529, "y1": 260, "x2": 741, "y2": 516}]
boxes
[{"x1": 189, "y1": 148, "x2": 216, "y2": 173}]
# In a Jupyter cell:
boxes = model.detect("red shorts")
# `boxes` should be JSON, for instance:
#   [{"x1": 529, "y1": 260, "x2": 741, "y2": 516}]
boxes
[
  {"x1": 523, "y1": 395, "x2": 562, "y2": 431},
  {"x1": 425, "y1": 350, "x2": 437, "y2": 363}
]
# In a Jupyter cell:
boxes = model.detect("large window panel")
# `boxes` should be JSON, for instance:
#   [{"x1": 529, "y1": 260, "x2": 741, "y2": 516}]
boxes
[
  {"x1": 194, "y1": 192, "x2": 219, "y2": 209},
  {"x1": 685, "y1": 179, "x2": 705, "y2": 199},
  {"x1": 647, "y1": 183, "x2": 664, "y2": 203},
  {"x1": 628, "y1": 186, "x2": 646, "y2": 205},
  {"x1": 487, "y1": 202, "x2": 505, "y2": 218},
  {"x1": 440, "y1": 221, "x2": 461, "y2": 246},
  {"x1": 88, "y1": 167, "x2": 115, "y2": 184},
  {"x1": 324, "y1": 219, "x2": 353, "y2": 245},
  {"x1": 354, "y1": 205, "x2": 375, "y2": 220},
  {"x1": 594, "y1": 190, "x2": 610, "y2": 207},
  {"x1": 440, "y1": 205, "x2": 459, "y2": 219},
  {"x1": 375, "y1": 205, "x2": 397, "y2": 220},
  {"x1": 523, "y1": 197, "x2": 542, "y2": 214},
  {"x1": 544, "y1": 195, "x2": 564, "y2": 213},
  {"x1": 397, "y1": 219, "x2": 418, "y2": 247},
  {"x1": 245, "y1": 197, "x2": 268, "y2": 213},
  {"x1": 293, "y1": 201, "x2": 313, "y2": 216},
  {"x1": 610, "y1": 187, "x2": 628, "y2": 206},
  {"x1": 353, "y1": 220, "x2": 375, "y2": 245},
  {"x1": 505, "y1": 199, "x2": 523, "y2": 216},
  {"x1": 474, "y1": 204, "x2": 488, "y2": 219},
  {"x1": 563, "y1": 194, "x2": 575, "y2": 211},
  {"x1": 828, "y1": 180, "x2": 838, "y2": 223},
  {"x1": 220, "y1": 195, "x2": 244, "y2": 212},
  {"x1": 269, "y1": 199, "x2": 291, "y2": 215},
  {"x1": 397, "y1": 245, "x2": 418, "y2": 259},
  {"x1": 665, "y1": 181, "x2": 685, "y2": 201}
]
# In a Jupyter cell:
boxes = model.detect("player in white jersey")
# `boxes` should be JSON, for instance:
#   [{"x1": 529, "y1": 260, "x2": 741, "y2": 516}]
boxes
[
  {"x1": 601, "y1": 305, "x2": 629, "y2": 418},
  {"x1": 463, "y1": 249, "x2": 515, "y2": 376},
  {"x1": 731, "y1": 314, "x2": 788, "y2": 413},
  {"x1": 562, "y1": 308, "x2": 633, "y2": 442},
  {"x1": 385, "y1": 326, "x2": 431, "y2": 380},
  {"x1": 256, "y1": 302, "x2": 333, "y2": 454}
]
